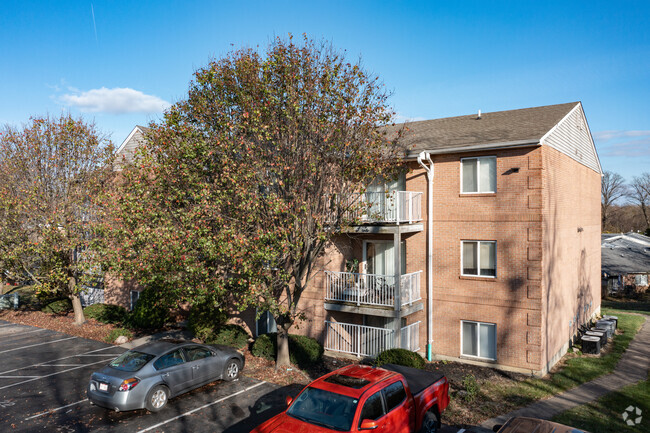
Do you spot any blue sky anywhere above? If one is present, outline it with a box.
[1,1,648,180]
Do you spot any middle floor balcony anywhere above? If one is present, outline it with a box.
[324,270,423,317]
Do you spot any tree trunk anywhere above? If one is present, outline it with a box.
[69,275,86,325]
[275,323,291,370]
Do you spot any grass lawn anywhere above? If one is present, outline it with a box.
[552,374,649,433]
[445,311,646,426]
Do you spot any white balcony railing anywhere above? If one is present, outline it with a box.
[325,321,421,357]
[325,270,422,308]
[341,191,423,224]
[400,321,421,352]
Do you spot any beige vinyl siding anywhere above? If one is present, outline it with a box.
[541,104,601,174]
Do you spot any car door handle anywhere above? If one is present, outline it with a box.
[161,373,169,377]
[192,366,199,369]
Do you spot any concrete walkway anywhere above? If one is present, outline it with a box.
[479,315,650,431]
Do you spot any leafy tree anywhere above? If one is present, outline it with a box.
[0,115,113,324]
[601,170,627,231]
[98,35,402,367]
[629,173,650,232]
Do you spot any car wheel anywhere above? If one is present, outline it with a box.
[146,385,169,412]
[420,409,440,433]
[223,359,241,381]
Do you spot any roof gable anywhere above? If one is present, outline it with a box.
[400,102,579,155]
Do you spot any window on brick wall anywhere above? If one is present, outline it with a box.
[461,320,496,360]
[461,156,496,193]
[461,240,496,277]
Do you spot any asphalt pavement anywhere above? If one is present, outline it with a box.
[0,320,291,433]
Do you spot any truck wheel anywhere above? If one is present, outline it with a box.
[146,385,169,412]
[420,409,440,433]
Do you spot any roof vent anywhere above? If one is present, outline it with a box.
[477,109,481,119]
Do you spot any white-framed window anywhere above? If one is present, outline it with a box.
[130,290,140,311]
[461,320,496,360]
[461,240,496,277]
[461,156,496,193]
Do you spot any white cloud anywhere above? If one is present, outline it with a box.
[61,87,170,114]
[593,130,650,141]
[394,113,427,124]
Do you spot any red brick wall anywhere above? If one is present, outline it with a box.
[541,146,602,369]
[418,148,545,370]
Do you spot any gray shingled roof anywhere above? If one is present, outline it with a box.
[395,102,579,156]
[602,233,650,275]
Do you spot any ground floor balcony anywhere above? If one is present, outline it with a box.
[324,321,421,358]
[325,270,421,307]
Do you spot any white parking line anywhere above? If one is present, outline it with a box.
[0,376,41,379]
[42,364,83,367]
[2,328,49,338]
[0,345,120,375]
[24,398,89,420]
[0,359,108,390]
[0,336,77,354]
[139,382,267,433]
[457,429,466,433]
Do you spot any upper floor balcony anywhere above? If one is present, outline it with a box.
[324,270,422,316]
[345,191,423,225]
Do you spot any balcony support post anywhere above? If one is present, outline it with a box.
[393,226,402,349]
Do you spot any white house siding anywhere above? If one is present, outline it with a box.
[541,104,602,174]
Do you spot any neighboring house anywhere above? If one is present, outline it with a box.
[114,125,151,171]
[601,232,650,295]
[103,125,151,308]
[108,102,602,376]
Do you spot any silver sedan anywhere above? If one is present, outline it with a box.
[87,339,244,412]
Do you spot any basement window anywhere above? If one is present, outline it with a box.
[461,320,496,360]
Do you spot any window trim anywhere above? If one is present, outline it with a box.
[460,156,497,194]
[461,240,497,278]
[460,320,497,361]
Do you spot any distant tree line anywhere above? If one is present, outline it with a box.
[601,170,650,235]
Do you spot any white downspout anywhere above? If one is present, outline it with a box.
[417,151,434,361]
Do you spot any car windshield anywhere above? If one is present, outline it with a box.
[109,351,155,372]
[286,386,358,431]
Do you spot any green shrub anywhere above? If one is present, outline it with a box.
[289,334,324,368]
[105,328,133,343]
[41,298,72,315]
[83,303,128,325]
[462,374,480,403]
[251,333,276,360]
[375,348,425,369]
[126,288,173,329]
[203,324,250,349]
[251,333,324,368]
[188,302,228,342]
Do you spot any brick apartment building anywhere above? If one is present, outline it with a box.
[110,102,602,376]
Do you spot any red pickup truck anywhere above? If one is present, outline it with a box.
[251,363,450,433]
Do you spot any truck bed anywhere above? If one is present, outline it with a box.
[381,363,445,396]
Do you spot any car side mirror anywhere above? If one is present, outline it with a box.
[286,396,293,407]
[492,425,503,432]
[360,419,378,430]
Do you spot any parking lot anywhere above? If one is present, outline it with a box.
[0,320,298,433]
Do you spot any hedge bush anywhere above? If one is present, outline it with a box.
[126,288,173,329]
[375,348,425,369]
[251,333,324,368]
[83,303,128,325]
[204,324,250,349]
[41,298,72,315]
[188,302,228,342]
[105,328,133,343]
